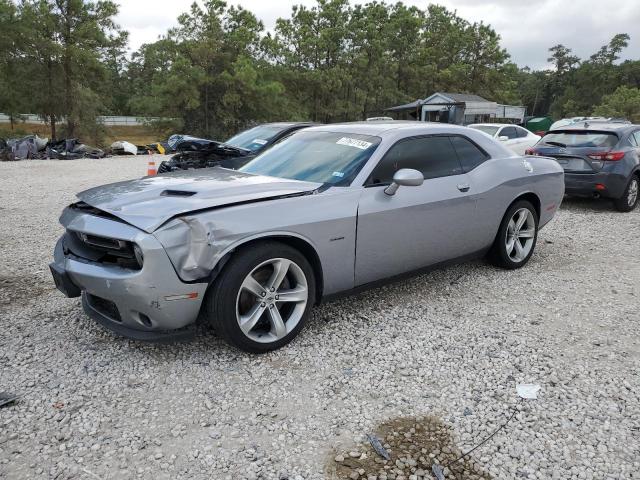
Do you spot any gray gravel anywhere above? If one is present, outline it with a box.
[1,156,639,480]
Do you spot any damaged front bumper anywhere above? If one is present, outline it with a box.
[50,208,208,341]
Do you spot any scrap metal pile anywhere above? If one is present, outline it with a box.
[0,135,105,161]
[0,135,168,161]
[110,140,167,156]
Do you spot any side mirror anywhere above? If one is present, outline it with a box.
[498,135,509,141]
[384,168,424,196]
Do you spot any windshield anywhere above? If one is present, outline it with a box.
[469,125,499,137]
[225,125,284,152]
[239,131,381,185]
[541,131,619,148]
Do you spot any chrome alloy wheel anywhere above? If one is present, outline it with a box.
[235,258,308,343]
[505,208,536,262]
[627,178,638,207]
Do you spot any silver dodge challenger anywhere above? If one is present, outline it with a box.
[50,122,564,352]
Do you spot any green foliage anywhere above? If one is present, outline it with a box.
[1,0,639,140]
[519,34,637,120]
[0,0,125,141]
[594,86,640,122]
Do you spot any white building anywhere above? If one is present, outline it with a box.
[385,92,526,125]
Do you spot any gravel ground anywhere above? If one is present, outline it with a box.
[1,156,639,480]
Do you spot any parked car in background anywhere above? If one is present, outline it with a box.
[158,122,315,173]
[526,122,640,211]
[468,123,540,155]
[548,117,630,131]
[50,122,564,352]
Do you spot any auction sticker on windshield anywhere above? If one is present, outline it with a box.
[336,137,373,150]
[252,139,268,145]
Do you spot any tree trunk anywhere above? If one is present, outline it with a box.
[61,0,74,137]
[532,88,540,116]
[47,57,56,139]
[50,115,57,141]
[204,83,209,136]
[64,55,73,136]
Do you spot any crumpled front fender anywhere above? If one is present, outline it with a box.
[153,217,219,281]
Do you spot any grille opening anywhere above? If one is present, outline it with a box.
[78,232,127,250]
[87,294,122,322]
[65,232,142,270]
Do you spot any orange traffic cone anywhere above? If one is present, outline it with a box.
[147,161,157,176]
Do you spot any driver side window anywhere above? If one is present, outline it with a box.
[368,136,463,185]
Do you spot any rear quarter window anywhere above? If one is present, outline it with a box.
[450,136,490,172]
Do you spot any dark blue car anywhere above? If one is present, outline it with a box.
[526,122,640,212]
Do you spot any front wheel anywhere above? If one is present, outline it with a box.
[614,175,639,212]
[204,242,316,353]
[489,200,539,269]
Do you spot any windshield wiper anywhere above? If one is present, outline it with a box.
[543,141,567,148]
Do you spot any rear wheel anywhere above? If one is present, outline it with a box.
[489,200,538,269]
[614,175,639,212]
[204,242,315,353]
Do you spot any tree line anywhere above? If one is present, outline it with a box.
[1,0,639,144]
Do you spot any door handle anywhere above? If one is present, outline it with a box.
[457,183,470,192]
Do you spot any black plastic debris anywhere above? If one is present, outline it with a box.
[366,434,390,461]
[147,142,167,154]
[136,145,151,155]
[0,138,15,161]
[2,136,107,160]
[0,392,19,408]
[432,464,445,480]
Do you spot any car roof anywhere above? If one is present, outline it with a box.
[469,123,522,128]
[260,122,318,129]
[551,122,637,133]
[307,121,475,137]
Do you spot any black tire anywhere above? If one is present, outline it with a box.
[613,174,639,212]
[204,241,316,353]
[489,200,539,269]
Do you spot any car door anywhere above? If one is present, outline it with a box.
[448,135,502,247]
[513,126,537,154]
[355,135,478,286]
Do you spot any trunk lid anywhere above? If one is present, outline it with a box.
[76,167,321,233]
[533,146,613,173]
[533,129,620,173]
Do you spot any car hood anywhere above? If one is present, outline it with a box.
[76,167,322,233]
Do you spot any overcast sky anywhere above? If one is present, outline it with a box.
[115,0,640,70]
